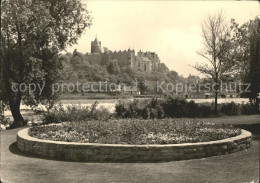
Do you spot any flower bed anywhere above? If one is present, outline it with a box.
[29,119,241,145]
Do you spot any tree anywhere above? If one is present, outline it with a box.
[158,63,169,74]
[1,0,92,127]
[107,59,120,75]
[231,17,260,111]
[194,12,234,115]
[0,0,4,122]
[101,47,111,66]
[167,70,179,83]
[71,49,90,69]
[186,74,200,84]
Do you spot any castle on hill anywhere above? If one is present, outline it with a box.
[85,37,160,72]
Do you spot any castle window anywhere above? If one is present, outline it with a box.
[144,64,146,71]
[138,63,140,67]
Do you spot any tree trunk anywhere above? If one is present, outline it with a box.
[2,71,24,127]
[214,91,218,115]
[256,97,260,113]
[214,72,219,116]
[9,100,24,128]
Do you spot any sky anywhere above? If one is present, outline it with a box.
[67,0,260,77]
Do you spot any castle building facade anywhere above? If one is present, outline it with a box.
[85,37,160,72]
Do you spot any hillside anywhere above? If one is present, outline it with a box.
[58,49,189,94]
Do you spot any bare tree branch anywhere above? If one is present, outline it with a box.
[193,11,234,114]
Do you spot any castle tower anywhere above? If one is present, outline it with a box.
[91,36,102,54]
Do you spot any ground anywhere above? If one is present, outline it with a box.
[0,115,259,183]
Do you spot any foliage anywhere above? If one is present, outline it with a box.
[59,51,188,94]
[167,70,181,83]
[29,119,241,145]
[42,102,111,124]
[115,99,164,119]
[230,17,260,81]
[84,64,109,82]
[0,116,11,126]
[220,102,241,116]
[115,98,258,119]
[164,99,216,118]
[116,98,214,118]
[107,59,120,75]
[231,17,260,111]
[1,0,92,126]
[241,102,259,115]
[158,63,169,74]
[71,50,91,69]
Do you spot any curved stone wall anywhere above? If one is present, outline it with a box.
[17,128,252,162]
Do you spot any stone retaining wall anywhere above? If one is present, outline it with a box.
[17,128,252,162]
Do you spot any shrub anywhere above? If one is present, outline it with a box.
[162,99,189,118]
[115,98,255,119]
[116,98,216,119]
[146,98,165,118]
[115,98,165,119]
[186,100,199,118]
[241,102,259,115]
[197,104,215,117]
[42,102,111,124]
[43,111,62,123]
[0,116,12,126]
[220,102,241,116]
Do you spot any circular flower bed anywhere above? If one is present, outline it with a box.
[29,119,241,145]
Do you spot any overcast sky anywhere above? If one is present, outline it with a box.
[67,0,260,77]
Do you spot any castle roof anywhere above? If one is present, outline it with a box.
[94,35,98,42]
